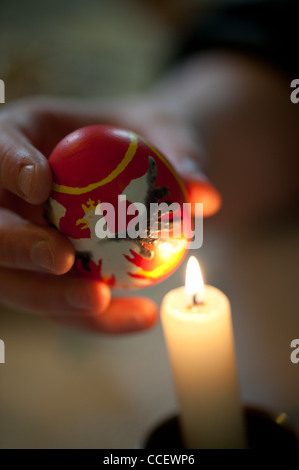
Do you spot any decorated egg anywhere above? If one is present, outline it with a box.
[45,125,189,289]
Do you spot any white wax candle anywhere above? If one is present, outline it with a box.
[161,258,246,449]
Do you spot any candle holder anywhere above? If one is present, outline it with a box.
[142,405,299,449]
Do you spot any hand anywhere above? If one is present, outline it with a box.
[0,95,220,333]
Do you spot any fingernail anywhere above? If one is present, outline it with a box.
[124,312,146,330]
[66,284,93,311]
[31,240,55,272]
[123,309,157,332]
[19,164,35,198]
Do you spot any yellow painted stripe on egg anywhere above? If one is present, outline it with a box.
[52,132,138,195]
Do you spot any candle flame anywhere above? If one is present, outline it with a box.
[185,256,204,304]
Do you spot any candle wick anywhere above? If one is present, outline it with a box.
[188,293,204,309]
[193,293,204,306]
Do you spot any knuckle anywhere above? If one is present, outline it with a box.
[0,144,15,185]
[0,227,16,267]
[0,212,28,269]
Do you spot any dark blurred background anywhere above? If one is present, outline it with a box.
[0,0,299,448]
[0,0,180,100]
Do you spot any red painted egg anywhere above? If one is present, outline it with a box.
[45,125,189,289]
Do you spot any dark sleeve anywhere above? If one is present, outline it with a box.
[177,0,299,77]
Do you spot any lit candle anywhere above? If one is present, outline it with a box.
[161,256,246,449]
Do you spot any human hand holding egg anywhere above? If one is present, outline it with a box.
[0,97,220,333]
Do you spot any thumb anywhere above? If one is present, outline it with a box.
[0,121,52,204]
[181,173,222,218]
[143,121,221,217]
[177,155,221,218]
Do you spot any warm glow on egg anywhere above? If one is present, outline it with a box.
[185,256,205,305]
[159,241,174,256]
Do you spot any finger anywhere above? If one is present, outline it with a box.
[149,130,222,217]
[0,208,75,273]
[53,296,158,334]
[0,122,52,204]
[182,175,222,218]
[0,268,157,333]
[0,269,111,318]
[137,117,222,216]
[174,152,222,217]
[84,297,159,334]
